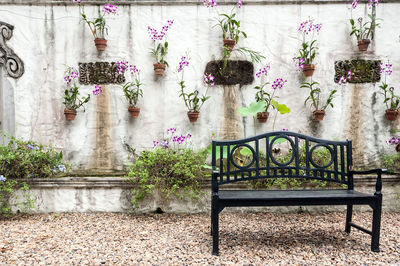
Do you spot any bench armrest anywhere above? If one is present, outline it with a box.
[350,168,387,194]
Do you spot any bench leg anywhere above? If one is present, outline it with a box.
[345,204,353,233]
[211,197,219,256]
[371,195,382,252]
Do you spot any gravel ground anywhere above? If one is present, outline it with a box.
[0,212,399,265]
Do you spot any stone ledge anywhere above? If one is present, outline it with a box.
[23,174,400,189]
[1,0,399,5]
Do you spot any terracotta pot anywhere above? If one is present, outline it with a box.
[303,64,315,77]
[385,109,399,121]
[128,106,140,118]
[357,39,370,52]
[313,110,325,121]
[223,39,236,52]
[187,111,199,122]
[257,111,270,123]
[153,63,166,76]
[64,108,77,121]
[94,38,107,51]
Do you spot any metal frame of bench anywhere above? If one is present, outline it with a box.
[210,131,385,255]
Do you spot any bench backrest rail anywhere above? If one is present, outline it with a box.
[211,131,353,192]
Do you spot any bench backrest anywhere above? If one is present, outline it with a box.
[211,131,353,192]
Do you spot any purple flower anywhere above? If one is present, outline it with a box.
[117,60,129,74]
[93,85,102,95]
[256,65,271,78]
[271,78,287,90]
[148,20,174,42]
[368,0,379,8]
[282,128,288,131]
[177,56,190,72]
[167,128,177,134]
[387,137,400,145]
[237,0,242,8]
[64,67,79,84]
[102,3,118,15]
[379,60,393,76]
[187,133,192,138]
[338,76,347,85]
[71,0,81,3]
[351,0,358,9]
[153,140,159,148]
[293,57,305,71]
[298,19,321,35]
[203,0,218,8]
[203,73,215,87]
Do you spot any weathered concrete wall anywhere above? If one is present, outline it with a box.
[11,175,400,213]
[0,1,399,173]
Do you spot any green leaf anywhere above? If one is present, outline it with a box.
[239,147,252,156]
[237,101,266,117]
[206,144,228,159]
[271,100,290,114]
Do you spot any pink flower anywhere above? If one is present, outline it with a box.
[177,56,190,72]
[351,0,358,9]
[203,0,218,8]
[203,73,215,87]
[102,3,118,15]
[271,78,287,90]
[93,85,102,95]
[256,65,271,78]
[237,0,242,8]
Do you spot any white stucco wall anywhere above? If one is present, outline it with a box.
[0,0,399,173]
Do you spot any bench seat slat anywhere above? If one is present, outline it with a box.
[218,189,374,200]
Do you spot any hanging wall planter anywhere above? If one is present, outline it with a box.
[385,109,399,121]
[128,106,140,118]
[64,108,77,121]
[154,63,166,76]
[257,111,269,123]
[187,111,199,123]
[357,39,371,52]
[313,110,325,121]
[303,64,315,77]
[94,38,107,51]
[223,39,236,51]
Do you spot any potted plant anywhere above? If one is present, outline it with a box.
[77,2,118,51]
[117,60,143,118]
[294,18,321,77]
[378,60,399,121]
[302,81,337,121]
[176,54,212,122]
[349,0,381,52]
[63,66,91,121]
[148,20,174,76]
[214,9,247,52]
[253,65,287,123]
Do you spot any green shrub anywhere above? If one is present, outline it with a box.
[382,152,400,174]
[126,148,207,208]
[0,135,67,216]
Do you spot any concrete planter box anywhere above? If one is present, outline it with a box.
[8,175,400,213]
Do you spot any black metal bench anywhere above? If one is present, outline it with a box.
[211,131,386,255]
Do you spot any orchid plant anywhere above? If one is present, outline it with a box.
[117,61,143,107]
[253,65,287,114]
[153,128,193,151]
[294,18,322,70]
[349,0,381,41]
[63,66,91,111]
[176,54,212,113]
[77,1,118,39]
[148,20,174,66]
[215,9,247,44]
[302,80,340,112]
[378,60,400,111]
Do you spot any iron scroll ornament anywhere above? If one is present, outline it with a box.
[79,62,125,85]
[0,21,24,78]
[334,59,380,84]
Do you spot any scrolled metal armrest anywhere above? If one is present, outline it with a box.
[350,168,387,194]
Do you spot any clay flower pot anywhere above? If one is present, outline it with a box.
[385,109,399,121]
[257,111,270,123]
[94,38,107,51]
[128,106,140,118]
[153,63,166,76]
[303,64,315,77]
[64,108,77,121]
[357,39,371,52]
[313,110,325,121]
[223,39,236,52]
[187,111,199,122]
